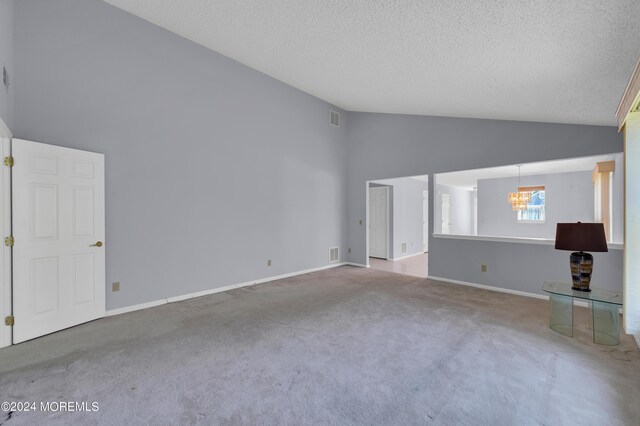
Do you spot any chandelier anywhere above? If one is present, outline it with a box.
[508,165,531,211]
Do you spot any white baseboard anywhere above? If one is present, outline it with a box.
[427,275,547,300]
[106,267,615,320]
[106,299,167,317]
[426,275,591,308]
[391,252,424,261]
[345,262,369,268]
[106,262,347,317]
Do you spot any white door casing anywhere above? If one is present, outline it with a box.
[12,139,105,343]
[441,193,451,234]
[0,122,11,349]
[422,190,429,252]
[369,186,389,259]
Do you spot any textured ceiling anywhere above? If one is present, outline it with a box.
[102,0,640,126]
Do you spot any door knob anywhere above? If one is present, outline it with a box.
[90,241,103,247]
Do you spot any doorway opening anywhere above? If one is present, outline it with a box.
[367,174,429,278]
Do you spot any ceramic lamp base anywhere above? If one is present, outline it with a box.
[570,251,593,292]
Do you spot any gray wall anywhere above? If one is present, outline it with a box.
[477,171,594,239]
[346,112,624,293]
[370,177,429,259]
[434,183,473,235]
[14,0,348,310]
[432,238,623,296]
[12,0,627,305]
[0,0,13,130]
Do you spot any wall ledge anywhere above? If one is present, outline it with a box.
[432,233,623,250]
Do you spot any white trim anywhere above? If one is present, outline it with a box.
[391,251,424,261]
[0,133,11,348]
[432,233,623,250]
[345,262,369,268]
[428,275,549,300]
[105,299,167,317]
[107,262,348,317]
[623,112,640,340]
[427,275,595,309]
[616,55,640,130]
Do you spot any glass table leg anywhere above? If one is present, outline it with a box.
[549,293,573,338]
[592,301,620,345]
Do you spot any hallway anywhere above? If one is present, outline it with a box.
[369,253,428,278]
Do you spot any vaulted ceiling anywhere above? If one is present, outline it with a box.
[102,0,640,126]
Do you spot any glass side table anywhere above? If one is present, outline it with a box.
[542,281,623,346]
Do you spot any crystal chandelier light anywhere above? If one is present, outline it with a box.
[508,165,531,211]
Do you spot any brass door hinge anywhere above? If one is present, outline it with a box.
[4,316,14,326]
[4,156,13,167]
[4,236,13,247]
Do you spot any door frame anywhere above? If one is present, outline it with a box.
[423,190,429,252]
[0,117,12,349]
[366,183,390,261]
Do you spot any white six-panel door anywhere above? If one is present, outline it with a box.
[12,139,105,343]
[369,186,389,259]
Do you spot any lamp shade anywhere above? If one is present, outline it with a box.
[554,222,608,252]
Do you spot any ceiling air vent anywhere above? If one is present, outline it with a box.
[329,247,339,263]
[330,110,340,127]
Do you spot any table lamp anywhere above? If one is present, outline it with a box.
[554,222,608,292]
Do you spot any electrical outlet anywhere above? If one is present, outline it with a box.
[112,282,120,292]
[359,219,363,225]
[481,264,487,272]
[267,259,272,266]
[348,248,351,253]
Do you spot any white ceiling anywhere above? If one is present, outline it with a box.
[102,1,640,126]
[436,153,623,190]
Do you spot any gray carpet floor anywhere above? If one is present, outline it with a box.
[0,266,639,425]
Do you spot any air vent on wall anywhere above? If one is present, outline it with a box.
[330,110,340,127]
[329,247,339,262]
[401,242,407,254]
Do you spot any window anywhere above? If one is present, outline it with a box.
[517,187,545,222]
